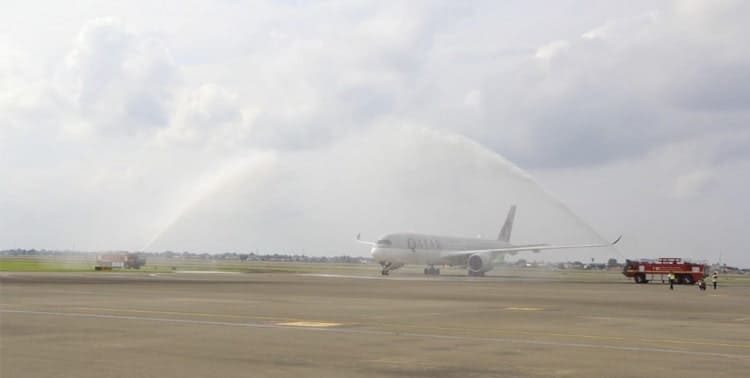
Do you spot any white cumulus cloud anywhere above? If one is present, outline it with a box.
[534,40,570,60]
[60,17,179,135]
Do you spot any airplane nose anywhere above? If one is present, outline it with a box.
[370,248,382,260]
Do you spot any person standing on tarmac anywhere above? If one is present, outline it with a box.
[712,271,718,290]
[668,272,675,290]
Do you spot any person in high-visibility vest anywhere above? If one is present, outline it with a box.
[712,272,718,290]
[668,272,676,290]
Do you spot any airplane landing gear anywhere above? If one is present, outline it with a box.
[381,261,393,276]
[424,265,440,276]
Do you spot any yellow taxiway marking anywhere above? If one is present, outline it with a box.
[505,307,543,311]
[277,321,341,327]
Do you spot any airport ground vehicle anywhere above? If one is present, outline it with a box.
[123,253,146,269]
[95,253,146,270]
[622,258,705,284]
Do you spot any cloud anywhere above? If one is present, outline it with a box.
[470,4,750,169]
[536,139,750,265]
[60,18,179,135]
[157,83,255,147]
[0,35,64,136]
[534,40,570,60]
[463,89,482,111]
[581,11,660,41]
[672,170,714,200]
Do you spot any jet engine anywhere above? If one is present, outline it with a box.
[467,252,494,276]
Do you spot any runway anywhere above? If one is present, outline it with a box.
[1,271,749,377]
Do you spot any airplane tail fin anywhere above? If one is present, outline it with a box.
[498,205,516,242]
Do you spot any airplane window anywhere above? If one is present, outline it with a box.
[376,240,392,247]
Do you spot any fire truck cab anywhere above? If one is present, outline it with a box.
[622,258,705,284]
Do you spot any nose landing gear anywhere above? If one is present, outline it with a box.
[381,261,393,276]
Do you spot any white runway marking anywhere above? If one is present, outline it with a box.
[277,321,341,327]
[3,309,748,360]
[176,271,241,274]
[298,273,500,282]
[298,273,384,280]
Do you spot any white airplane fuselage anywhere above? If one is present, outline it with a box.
[371,233,510,266]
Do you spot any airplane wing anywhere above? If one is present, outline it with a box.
[355,233,376,246]
[442,235,621,258]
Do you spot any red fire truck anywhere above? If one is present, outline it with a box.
[622,258,706,284]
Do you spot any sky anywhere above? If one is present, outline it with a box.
[2,1,749,266]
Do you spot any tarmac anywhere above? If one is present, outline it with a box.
[1,270,749,377]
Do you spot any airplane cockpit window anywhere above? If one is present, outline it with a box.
[376,239,392,247]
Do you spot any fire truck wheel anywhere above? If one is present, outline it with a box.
[681,275,693,285]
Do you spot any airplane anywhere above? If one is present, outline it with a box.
[357,205,621,276]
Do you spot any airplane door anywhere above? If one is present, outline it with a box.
[407,238,416,251]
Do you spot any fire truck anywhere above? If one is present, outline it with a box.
[622,258,706,284]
